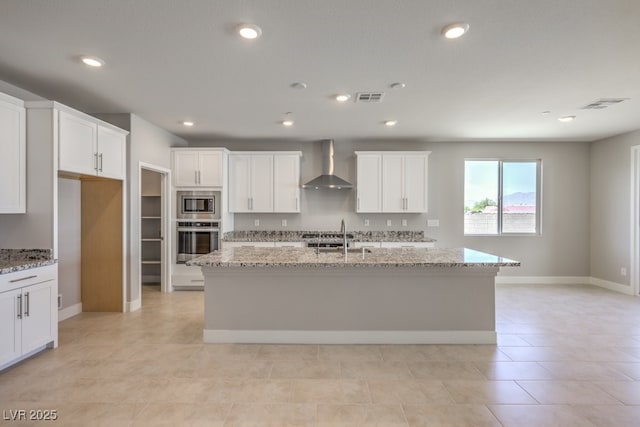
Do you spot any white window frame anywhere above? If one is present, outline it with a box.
[464,159,542,236]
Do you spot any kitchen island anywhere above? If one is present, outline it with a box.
[188,247,519,344]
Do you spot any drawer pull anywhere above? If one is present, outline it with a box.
[24,292,30,317]
[9,275,37,283]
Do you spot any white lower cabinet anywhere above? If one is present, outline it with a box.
[0,264,57,369]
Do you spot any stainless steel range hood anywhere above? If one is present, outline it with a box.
[302,139,353,189]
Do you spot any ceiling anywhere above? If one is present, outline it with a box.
[1,0,639,142]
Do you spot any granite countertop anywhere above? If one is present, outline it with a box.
[188,247,519,268]
[223,230,436,243]
[0,249,56,275]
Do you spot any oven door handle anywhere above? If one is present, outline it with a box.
[177,227,219,232]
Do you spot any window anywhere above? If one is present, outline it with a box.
[464,160,541,235]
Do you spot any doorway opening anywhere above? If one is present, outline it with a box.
[631,145,640,296]
[139,163,171,303]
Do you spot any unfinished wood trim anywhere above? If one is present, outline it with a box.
[81,179,123,312]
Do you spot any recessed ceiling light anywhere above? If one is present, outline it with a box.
[541,110,551,115]
[282,119,294,127]
[290,82,307,89]
[182,121,194,127]
[335,94,351,102]
[81,56,105,67]
[558,115,576,122]
[390,82,406,89]
[384,120,398,127]
[442,22,470,39]
[237,24,262,40]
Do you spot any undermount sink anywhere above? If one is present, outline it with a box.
[316,247,372,254]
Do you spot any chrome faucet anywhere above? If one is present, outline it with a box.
[340,219,347,255]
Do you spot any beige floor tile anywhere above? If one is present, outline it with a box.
[593,381,640,405]
[288,379,371,404]
[368,380,454,404]
[499,346,639,362]
[341,361,414,380]
[129,402,228,427]
[443,380,537,404]
[270,360,340,379]
[193,359,273,379]
[223,403,316,426]
[474,361,555,380]
[576,405,640,427]
[516,380,623,404]
[256,344,319,360]
[607,362,640,380]
[436,345,512,361]
[378,345,443,361]
[317,404,407,426]
[199,343,260,360]
[488,404,595,427]
[318,344,383,361]
[407,361,485,380]
[496,334,531,346]
[538,361,635,380]
[403,404,502,427]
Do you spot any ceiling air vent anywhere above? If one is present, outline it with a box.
[355,92,385,103]
[581,98,629,110]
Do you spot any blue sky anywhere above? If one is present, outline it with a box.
[464,161,537,207]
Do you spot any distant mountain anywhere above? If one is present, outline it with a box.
[503,192,536,205]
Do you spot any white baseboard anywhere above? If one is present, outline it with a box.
[203,329,496,345]
[127,298,141,312]
[589,277,635,295]
[58,302,82,321]
[496,276,591,285]
[496,275,635,295]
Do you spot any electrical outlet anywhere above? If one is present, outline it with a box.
[402,219,408,227]
[364,219,370,227]
[621,267,627,276]
[427,219,440,227]
[254,219,260,227]
[386,219,392,227]
[281,219,287,227]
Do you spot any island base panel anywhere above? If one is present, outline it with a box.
[202,267,498,344]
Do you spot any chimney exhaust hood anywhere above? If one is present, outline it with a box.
[302,139,353,189]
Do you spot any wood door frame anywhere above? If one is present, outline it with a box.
[630,145,640,296]
[138,162,172,296]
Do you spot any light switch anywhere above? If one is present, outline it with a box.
[281,219,287,227]
[254,219,260,226]
[387,219,392,227]
[401,219,408,227]
[364,219,370,227]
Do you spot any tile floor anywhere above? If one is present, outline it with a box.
[1,283,640,426]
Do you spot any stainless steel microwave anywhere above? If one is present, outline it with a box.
[177,191,221,220]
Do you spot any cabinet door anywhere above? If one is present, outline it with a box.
[0,289,21,366]
[173,151,199,187]
[198,151,223,187]
[97,125,126,180]
[59,110,98,176]
[356,154,382,212]
[273,154,300,213]
[229,154,251,212]
[20,281,54,355]
[404,155,428,212]
[250,155,274,213]
[381,154,405,212]
[0,98,25,213]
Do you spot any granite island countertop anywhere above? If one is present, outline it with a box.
[0,249,57,275]
[223,230,436,243]
[188,246,519,268]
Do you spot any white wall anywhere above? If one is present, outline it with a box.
[57,178,81,309]
[590,129,640,287]
[201,138,591,277]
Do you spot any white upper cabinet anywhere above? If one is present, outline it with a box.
[58,109,127,180]
[229,152,301,213]
[356,153,382,213]
[173,149,224,187]
[0,93,26,213]
[355,151,430,213]
[273,154,301,213]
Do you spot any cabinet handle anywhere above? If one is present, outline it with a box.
[99,153,103,172]
[24,292,30,317]
[17,294,22,319]
[296,197,298,211]
[198,170,201,184]
[94,153,99,171]
[9,275,37,283]
[195,170,199,184]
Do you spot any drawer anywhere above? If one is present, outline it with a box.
[0,264,57,293]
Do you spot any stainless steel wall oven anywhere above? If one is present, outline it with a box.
[176,220,220,264]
